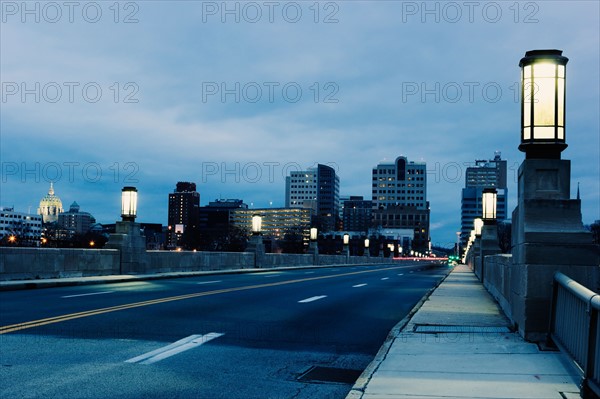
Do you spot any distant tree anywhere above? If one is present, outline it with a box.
[279,228,305,254]
[497,220,512,254]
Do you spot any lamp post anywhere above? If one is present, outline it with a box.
[247,214,264,268]
[364,238,370,257]
[309,227,318,263]
[343,233,350,261]
[519,49,568,160]
[508,49,599,341]
[479,187,500,282]
[105,186,147,273]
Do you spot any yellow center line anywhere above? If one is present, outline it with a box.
[0,265,413,335]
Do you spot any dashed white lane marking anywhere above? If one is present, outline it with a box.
[304,271,315,274]
[398,273,404,276]
[352,284,367,288]
[298,295,327,303]
[381,277,389,281]
[409,271,414,274]
[125,333,224,365]
[61,291,113,299]
[196,280,222,285]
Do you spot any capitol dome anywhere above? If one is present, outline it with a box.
[38,183,64,223]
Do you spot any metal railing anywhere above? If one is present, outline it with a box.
[550,272,600,398]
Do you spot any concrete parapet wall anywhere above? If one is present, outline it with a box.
[146,251,255,273]
[263,253,313,267]
[483,254,513,323]
[0,247,410,281]
[0,247,120,280]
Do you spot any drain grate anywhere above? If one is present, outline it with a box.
[414,325,511,333]
[297,366,363,384]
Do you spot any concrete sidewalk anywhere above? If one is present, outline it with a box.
[347,264,582,399]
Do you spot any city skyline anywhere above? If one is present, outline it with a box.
[1,1,599,248]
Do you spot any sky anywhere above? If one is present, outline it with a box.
[1,0,599,248]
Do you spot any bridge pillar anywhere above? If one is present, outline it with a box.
[511,159,599,341]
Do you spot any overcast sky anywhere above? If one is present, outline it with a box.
[1,1,598,247]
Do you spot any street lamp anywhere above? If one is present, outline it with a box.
[474,218,483,236]
[121,186,138,222]
[482,188,497,224]
[251,215,262,235]
[310,227,318,241]
[519,49,569,159]
[343,234,349,245]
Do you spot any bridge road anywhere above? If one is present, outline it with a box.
[0,263,447,399]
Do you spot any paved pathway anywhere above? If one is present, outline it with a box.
[347,264,582,399]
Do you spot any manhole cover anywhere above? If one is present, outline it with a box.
[297,366,362,384]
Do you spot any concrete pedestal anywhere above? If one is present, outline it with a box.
[308,241,318,265]
[511,159,600,341]
[105,221,147,274]
[246,235,265,268]
[480,225,500,283]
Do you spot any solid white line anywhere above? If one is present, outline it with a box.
[196,280,222,285]
[381,277,389,281]
[352,284,367,288]
[125,333,224,365]
[298,295,327,303]
[61,291,113,299]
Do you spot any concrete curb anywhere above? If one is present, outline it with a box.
[345,265,454,399]
[0,261,443,291]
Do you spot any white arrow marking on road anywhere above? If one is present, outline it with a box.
[298,295,327,303]
[125,333,224,365]
[61,291,114,299]
[381,277,389,281]
[196,280,222,285]
[352,284,367,288]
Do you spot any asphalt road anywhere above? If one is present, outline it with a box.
[0,263,448,399]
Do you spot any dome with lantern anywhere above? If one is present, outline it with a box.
[38,183,64,223]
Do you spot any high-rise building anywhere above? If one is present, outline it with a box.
[460,152,508,246]
[285,164,340,231]
[342,196,372,232]
[371,156,430,251]
[372,156,427,209]
[38,183,63,224]
[167,182,200,248]
[198,199,248,235]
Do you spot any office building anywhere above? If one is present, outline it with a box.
[0,207,43,245]
[57,201,96,235]
[371,156,430,251]
[167,182,200,248]
[460,152,508,246]
[342,196,372,232]
[285,164,340,231]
